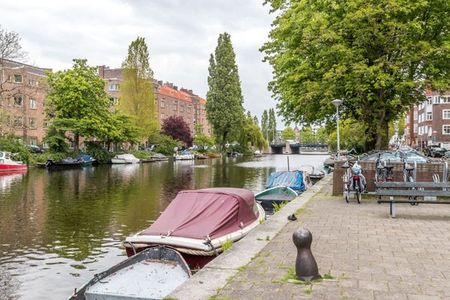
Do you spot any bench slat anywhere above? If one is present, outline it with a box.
[375,182,450,188]
[376,190,450,197]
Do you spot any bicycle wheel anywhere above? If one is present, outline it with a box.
[356,189,361,204]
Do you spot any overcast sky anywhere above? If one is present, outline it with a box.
[0,0,286,127]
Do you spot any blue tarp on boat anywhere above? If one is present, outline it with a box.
[266,170,305,191]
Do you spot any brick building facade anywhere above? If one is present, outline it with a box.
[0,59,49,145]
[98,66,211,136]
[405,90,450,149]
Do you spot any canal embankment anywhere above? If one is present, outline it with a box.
[169,174,332,299]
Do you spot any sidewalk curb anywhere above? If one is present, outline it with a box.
[169,174,332,300]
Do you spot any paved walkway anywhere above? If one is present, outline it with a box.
[215,183,450,299]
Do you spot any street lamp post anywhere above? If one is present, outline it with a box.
[331,99,343,160]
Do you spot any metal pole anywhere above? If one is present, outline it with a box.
[336,106,340,160]
[287,156,290,171]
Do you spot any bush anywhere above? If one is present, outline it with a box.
[85,142,114,164]
[29,151,68,165]
[0,136,31,164]
[148,132,182,156]
[130,150,153,159]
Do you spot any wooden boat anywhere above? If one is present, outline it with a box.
[124,188,265,269]
[0,151,27,172]
[111,154,140,164]
[45,158,83,170]
[70,246,191,300]
[195,153,208,160]
[255,186,298,211]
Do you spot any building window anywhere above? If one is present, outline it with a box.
[29,137,38,146]
[14,74,22,83]
[440,96,450,103]
[443,110,450,120]
[180,104,184,112]
[109,97,119,105]
[108,84,120,91]
[426,112,432,120]
[30,99,37,109]
[13,116,23,127]
[173,102,178,111]
[161,113,165,120]
[160,101,165,108]
[443,125,450,135]
[29,117,37,129]
[14,95,23,106]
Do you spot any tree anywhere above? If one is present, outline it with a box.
[46,59,112,151]
[119,37,158,140]
[316,127,328,144]
[238,114,268,151]
[261,110,268,140]
[262,0,450,150]
[253,115,259,126]
[268,108,277,142]
[206,32,245,150]
[193,133,215,152]
[281,127,296,141]
[300,127,315,144]
[161,116,192,147]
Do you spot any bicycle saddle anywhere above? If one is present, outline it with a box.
[384,165,394,170]
[342,161,350,169]
[404,164,414,171]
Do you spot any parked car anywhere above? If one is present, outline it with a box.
[429,147,447,158]
[28,145,44,153]
[444,151,450,159]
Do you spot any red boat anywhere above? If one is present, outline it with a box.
[0,151,27,172]
[124,188,265,269]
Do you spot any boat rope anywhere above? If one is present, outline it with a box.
[204,235,219,256]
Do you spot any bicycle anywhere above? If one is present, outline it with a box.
[342,161,363,204]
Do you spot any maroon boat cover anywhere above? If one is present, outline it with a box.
[139,188,259,240]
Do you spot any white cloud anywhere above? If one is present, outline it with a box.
[0,0,286,128]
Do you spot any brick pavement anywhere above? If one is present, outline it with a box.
[216,183,450,299]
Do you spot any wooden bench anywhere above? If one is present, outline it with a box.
[375,182,450,217]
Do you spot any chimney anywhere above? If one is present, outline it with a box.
[98,65,105,78]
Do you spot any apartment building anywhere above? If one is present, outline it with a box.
[98,66,211,136]
[0,59,49,145]
[405,90,450,149]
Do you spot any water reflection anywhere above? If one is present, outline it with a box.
[0,155,327,299]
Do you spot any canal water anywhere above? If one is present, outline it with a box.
[0,154,327,299]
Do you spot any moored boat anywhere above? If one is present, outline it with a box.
[111,153,140,164]
[150,153,169,161]
[70,246,191,300]
[124,188,265,269]
[0,151,27,172]
[298,165,325,184]
[255,170,306,211]
[174,150,195,160]
[76,154,96,166]
[255,186,298,211]
[46,158,83,170]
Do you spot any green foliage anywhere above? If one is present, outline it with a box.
[221,239,233,252]
[44,124,69,153]
[328,119,366,153]
[85,142,114,164]
[130,150,152,160]
[148,132,181,155]
[272,201,288,213]
[300,127,315,144]
[315,127,328,144]
[46,59,114,150]
[238,114,268,151]
[206,32,246,150]
[261,110,269,141]
[0,136,30,163]
[119,37,158,140]
[268,108,277,142]
[29,151,68,165]
[262,0,450,150]
[193,133,215,152]
[281,127,296,141]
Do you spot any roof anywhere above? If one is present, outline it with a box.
[158,85,192,103]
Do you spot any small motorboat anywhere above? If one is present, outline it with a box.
[45,158,83,170]
[253,150,263,157]
[174,150,195,160]
[70,246,191,300]
[255,170,306,211]
[111,154,140,164]
[255,186,298,211]
[0,151,27,172]
[298,165,325,184]
[76,154,96,166]
[124,188,265,269]
[195,153,208,160]
[150,153,169,161]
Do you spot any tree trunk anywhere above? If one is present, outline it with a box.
[74,133,79,151]
[364,110,390,151]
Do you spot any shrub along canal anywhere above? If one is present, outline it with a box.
[0,154,327,299]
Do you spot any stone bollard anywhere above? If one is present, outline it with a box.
[293,228,321,281]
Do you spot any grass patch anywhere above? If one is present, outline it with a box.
[220,239,233,252]
[272,201,288,212]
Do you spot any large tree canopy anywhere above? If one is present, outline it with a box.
[262,0,450,150]
[206,32,245,150]
[119,37,158,140]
